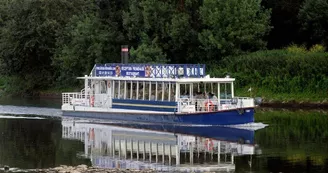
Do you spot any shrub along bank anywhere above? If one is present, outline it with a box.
[209,47,328,103]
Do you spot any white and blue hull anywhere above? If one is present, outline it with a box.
[62,106,254,126]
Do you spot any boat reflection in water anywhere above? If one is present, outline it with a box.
[62,118,264,172]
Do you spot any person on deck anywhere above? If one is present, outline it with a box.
[209,92,218,111]
[194,91,201,111]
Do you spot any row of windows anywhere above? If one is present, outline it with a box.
[97,80,234,101]
[112,81,176,101]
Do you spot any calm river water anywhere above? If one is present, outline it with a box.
[0,98,328,173]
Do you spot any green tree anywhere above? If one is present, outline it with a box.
[129,34,167,63]
[123,0,174,63]
[261,0,304,48]
[199,0,271,60]
[123,0,206,64]
[53,13,124,86]
[167,0,204,63]
[298,0,328,46]
[0,0,92,92]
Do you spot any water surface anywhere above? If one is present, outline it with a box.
[0,98,327,173]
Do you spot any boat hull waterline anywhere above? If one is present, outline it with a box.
[62,108,254,126]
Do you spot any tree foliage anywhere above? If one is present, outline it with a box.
[0,0,327,98]
[261,0,305,48]
[298,0,328,46]
[53,14,124,86]
[0,0,93,92]
[199,0,271,59]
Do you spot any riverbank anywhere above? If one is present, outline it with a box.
[260,100,328,109]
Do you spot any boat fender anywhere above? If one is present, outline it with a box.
[205,139,214,151]
[205,100,214,112]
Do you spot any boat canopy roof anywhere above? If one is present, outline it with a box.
[77,76,235,83]
[89,63,206,78]
[82,63,235,83]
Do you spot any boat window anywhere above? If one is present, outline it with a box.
[126,81,132,99]
[150,82,156,100]
[220,83,232,99]
[144,81,150,100]
[113,80,119,98]
[163,82,169,101]
[119,81,124,99]
[138,82,144,100]
[180,84,190,98]
[193,83,200,93]
[100,81,107,94]
[159,82,164,101]
[131,81,137,99]
[209,83,219,100]
[170,83,176,101]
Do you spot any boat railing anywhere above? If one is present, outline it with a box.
[177,97,254,113]
[233,97,255,108]
[62,92,112,108]
[62,92,85,104]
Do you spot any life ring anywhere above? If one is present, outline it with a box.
[107,80,111,88]
[90,96,95,107]
[205,100,214,112]
[205,138,214,151]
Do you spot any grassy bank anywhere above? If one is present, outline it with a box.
[209,47,328,105]
[235,87,328,103]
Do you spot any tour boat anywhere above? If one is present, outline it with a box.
[61,63,256,125]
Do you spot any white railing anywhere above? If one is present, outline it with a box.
[177,97,255,113]
[62,92,86,105]
[62,92,254,113]
[234,97,255,108]
[62,92,111,108]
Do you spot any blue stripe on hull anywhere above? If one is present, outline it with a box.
[63,108,254,125]
[112,99,177,106]
[111,105,175,112]
[111,99,177,112]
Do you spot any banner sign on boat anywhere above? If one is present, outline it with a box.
[95,65,146,77]
[94,64,205,78]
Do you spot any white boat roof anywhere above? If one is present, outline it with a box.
[77,76,235,83]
